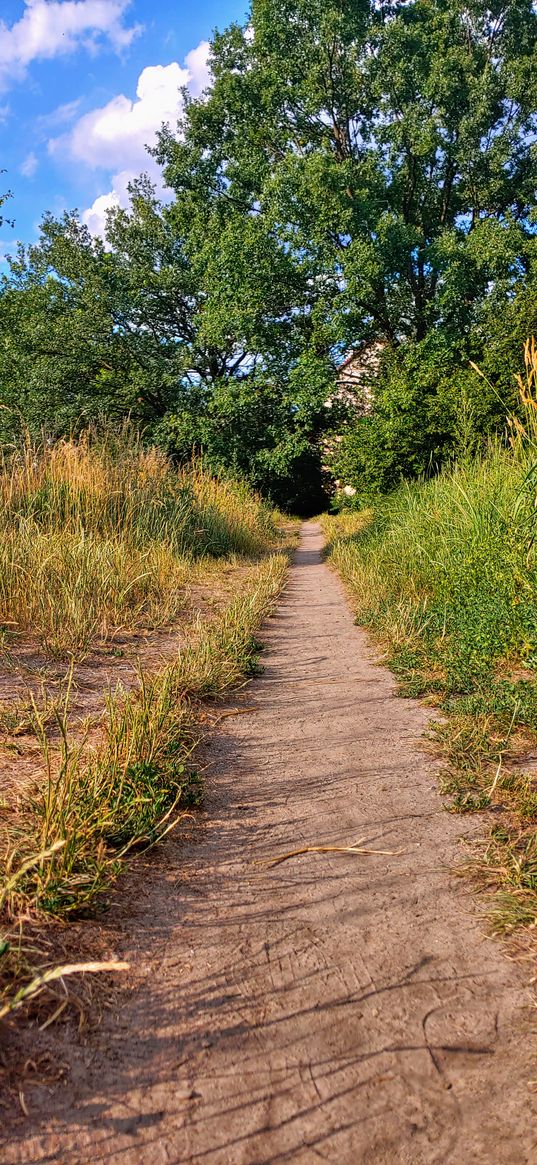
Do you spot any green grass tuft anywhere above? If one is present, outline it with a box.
[323,442,537,936]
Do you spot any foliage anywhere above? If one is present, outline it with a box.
[160,0,537,347]
[0,191,234,433]
[328,332,524,501]
[2,2,536,505]
[0,188,337,508]
[157,369,333,512]
[330,241,537,501]
[158,0,537,499]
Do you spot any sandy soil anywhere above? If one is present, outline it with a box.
[0,563,248,805]
[2,522,536,1164]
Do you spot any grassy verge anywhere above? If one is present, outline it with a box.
[0,429,292,1021]
[322,387,537,937]
[0,551,288,1017]
[0,427,278,660]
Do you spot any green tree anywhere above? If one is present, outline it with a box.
[0,181,258,434]
[0,177,339,508]
[3,1,537,504]
[160,0,537,351]
[152,0,537,499]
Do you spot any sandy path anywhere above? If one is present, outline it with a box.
[4,522,536,1164]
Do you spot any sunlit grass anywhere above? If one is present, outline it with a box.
[1,553,287,919]
[0,428,289,1019]
[323,341,537,936]
[0,426,278,659]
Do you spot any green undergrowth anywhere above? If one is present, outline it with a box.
[322,447,537,937]
[0,551,289,1017]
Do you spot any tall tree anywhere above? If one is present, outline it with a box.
[159,0,537,349]
[0,179,301,433]
[0,177,339,509]
[2,1,536,504]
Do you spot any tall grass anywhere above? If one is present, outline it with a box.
[0,551,289,1015]
[323,341,537,935]
[0,428,277,658]
[325,453,533,694]
[0,428,289,1017]
[2,553,288,921]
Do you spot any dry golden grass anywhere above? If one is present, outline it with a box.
[0,427,279,660]
[0,552,288,1017]
[0,430,290,1020]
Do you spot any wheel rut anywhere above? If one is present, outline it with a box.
[4,522,536,1164]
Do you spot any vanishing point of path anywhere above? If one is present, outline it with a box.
[4,523,536,1164]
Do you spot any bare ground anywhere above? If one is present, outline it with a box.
[2,521,536,1164]
[0,558,250,805]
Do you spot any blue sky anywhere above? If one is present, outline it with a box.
[0,0,248,260]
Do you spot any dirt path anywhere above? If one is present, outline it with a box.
[4,522,536,1164]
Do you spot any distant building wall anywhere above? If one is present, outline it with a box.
[335,341,386,413]
[323,342,386,501]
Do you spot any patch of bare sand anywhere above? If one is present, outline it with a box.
[1,523,536,1164]
[0,560,251,805]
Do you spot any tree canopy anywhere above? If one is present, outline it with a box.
[1,0,537,506]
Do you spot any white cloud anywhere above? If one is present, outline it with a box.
[52,43,212,237]
[184,41,211,97]
[36,97,82,130]
[81,166,140,235]
[0,240,19,267]
[20,151,38,177]
[0,0,141,90]
[54,60,190,172]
